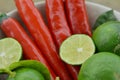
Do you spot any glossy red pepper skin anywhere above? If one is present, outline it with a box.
[46,0,71,48]
[46,0,78,80]
[15,0,72,80]
[65,0,92,36]
[0,15,56,80]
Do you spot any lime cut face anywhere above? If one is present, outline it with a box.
[0,38,22,69]
[60,34,95,65]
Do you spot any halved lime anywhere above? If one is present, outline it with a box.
[78,52,120,80]
[60,34,95,65]
[0,38,22,69]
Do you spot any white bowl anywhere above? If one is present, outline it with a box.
[0,1,119,38]
[0,1,120,79]
[0,1,120,38]
[7,1,120,27]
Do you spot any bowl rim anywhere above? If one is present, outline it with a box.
[7,1,45,16]
[86,1,120,15]
[7,1,120,16]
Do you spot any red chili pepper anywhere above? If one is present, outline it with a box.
[46,0,71,48]
[46,0,78,80]
[14,0,72,80]
[65,0,92,36]
[0,14,56,80]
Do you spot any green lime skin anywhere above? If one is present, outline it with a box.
[8,60,50,80]
[7,68,45,80]
[78,52,120,80]
[93,21,120,56]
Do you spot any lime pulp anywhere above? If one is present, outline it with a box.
[60,34,95,65]
[0,38,22,69]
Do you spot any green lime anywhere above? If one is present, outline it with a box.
[0,38,22,69]
[93,21,120,56]
[60,34,95,65]
[78,52,120,80]
[7,68,45,80]
[8,60,50,80]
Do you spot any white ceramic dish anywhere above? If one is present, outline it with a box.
[0,1,120,79]
[0,1,120,39]
[7,1,120,27]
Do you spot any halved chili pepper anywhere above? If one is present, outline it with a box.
[0,13,56,80]
[65,0,92,36]
[14,0,72,80]
[46,0,78,79]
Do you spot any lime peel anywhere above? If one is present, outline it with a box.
[92,21,120,56]
[8,60,51,80]
[78,52,120,80]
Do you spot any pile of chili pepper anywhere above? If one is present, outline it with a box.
[0,0,92,80]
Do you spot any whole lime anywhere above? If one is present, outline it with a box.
[7,60,50,80]
[78,52,120,80]
[7,68,45,80]
[93,21,120,56]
